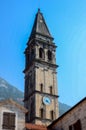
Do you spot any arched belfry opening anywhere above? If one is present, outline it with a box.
[39,48,44,59]
[48,50,52,61]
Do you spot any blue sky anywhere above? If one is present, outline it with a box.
[0,0,86,106]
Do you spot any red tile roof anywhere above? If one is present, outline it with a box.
[25,123,48,130]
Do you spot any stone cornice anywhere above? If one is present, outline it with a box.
[35,59,59,68]
[35,37,57,48]
[23,59,58,73]
[24,90,59,101]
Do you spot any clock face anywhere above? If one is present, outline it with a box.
[43,96,51,105]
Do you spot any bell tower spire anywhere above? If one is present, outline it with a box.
[29,9,53,42]
[24,10,59,126]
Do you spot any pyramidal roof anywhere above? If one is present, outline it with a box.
[30,9,52,39]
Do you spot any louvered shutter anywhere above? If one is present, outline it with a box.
[3,112,15,130]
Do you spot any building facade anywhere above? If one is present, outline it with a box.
[0,99,27,130]
[24,9,59,126]
[48,97,86,130]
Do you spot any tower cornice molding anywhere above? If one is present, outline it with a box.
[26,37,57,48]
[35,59,59,68]
[24,90,59,102]
[23,58,58,73]
[35,38,57,48]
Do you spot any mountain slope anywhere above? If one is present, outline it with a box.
[0,77,24,104]
[0,77,71,115]
[59,102,71,116]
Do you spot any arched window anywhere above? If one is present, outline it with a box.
[48,50,52,61]
[50,86,53,94]
[39,48,44,59]
[31,47,35,60]
[50,110,54,120]
[40,83,43,92]
[40,108,44,119]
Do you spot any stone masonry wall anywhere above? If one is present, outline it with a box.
[0,104,26,130]
[51,99,86,130]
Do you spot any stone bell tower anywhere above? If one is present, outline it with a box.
[24,9,59,126]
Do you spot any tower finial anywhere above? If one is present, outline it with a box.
[38,8,40,12]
